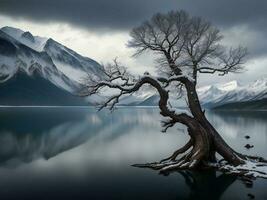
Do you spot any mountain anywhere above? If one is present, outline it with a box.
[119,88,159,106]
[198,78,267,108]
[213,98,267,110]
[0,26,104,91]
[119,78,267,109]
[0,26,104,105]
[0,26,266,108]
[0,70,86,106]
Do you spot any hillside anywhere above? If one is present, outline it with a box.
[213,98,267,110]
[0,70,87,106]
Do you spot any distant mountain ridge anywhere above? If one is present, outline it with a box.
[198,78,267,108]
[0,26,266,108]
[119,77,267,109]
[213,98,267,110]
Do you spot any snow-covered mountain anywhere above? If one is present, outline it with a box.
[0,26,266,108]
[119,78,267,108]
[198,78,267,108]
[0,26,104,93]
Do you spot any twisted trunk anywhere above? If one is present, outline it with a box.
[184,80,244,166]
[133,78,267,178]
[167,59,243,165]
[131,76,247,173]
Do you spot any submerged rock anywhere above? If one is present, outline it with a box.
[244,144,254,149]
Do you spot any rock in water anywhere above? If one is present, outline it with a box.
[244,144,254,149]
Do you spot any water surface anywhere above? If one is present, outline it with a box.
[0,107,266,200]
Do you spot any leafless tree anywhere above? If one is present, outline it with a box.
[82,10,267,178]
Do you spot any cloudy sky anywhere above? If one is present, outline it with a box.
[0,0,266,86]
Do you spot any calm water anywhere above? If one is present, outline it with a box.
[0,107,266,200]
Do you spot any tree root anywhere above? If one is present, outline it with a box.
[133,143,210,174]
[132,119,267,180]
[133,151,267,179]
[159,139,193,163]
[236,153,267,163]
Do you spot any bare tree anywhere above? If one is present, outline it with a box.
[82,10,267,178]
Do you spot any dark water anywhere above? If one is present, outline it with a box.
[0,107,266,200]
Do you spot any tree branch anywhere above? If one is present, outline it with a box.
[81,61,194,128]
[197,46,247,76]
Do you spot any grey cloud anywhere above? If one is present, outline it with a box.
[0,0,266,31]
[0,0,174,30]
[1,0,267,58]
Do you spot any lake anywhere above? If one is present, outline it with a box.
[0,107,266,200]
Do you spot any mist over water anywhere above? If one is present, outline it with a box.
[0,107,266,200]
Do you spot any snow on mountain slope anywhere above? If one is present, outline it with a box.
[0,29,79,92]
[119,87,157,105]
[0,26,104,93]
[121,77,267,108]
[218,80,239,91]
[1,26,47,52]
[199,77,267,108]
[43,38,103,83]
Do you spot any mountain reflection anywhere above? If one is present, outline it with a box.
[0,108,266,167]
[0,107,183,166]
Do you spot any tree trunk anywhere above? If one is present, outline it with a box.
[133,79,245,171]
[133,79,267,179]
[184,80,244,166]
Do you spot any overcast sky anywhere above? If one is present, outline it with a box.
[0,0,266,86]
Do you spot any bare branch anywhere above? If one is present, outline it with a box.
[81,60,193,129]
[198,46,248,76]
[127,10,247,83]
[161,118,176,133]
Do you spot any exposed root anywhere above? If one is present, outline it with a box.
[133,125,214,174]
[133,144,210,174]
[132,161,177,170]
[133,116,267,180]
[133,152,267,179]
[236,153,267,163]
[159,139,192,163]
